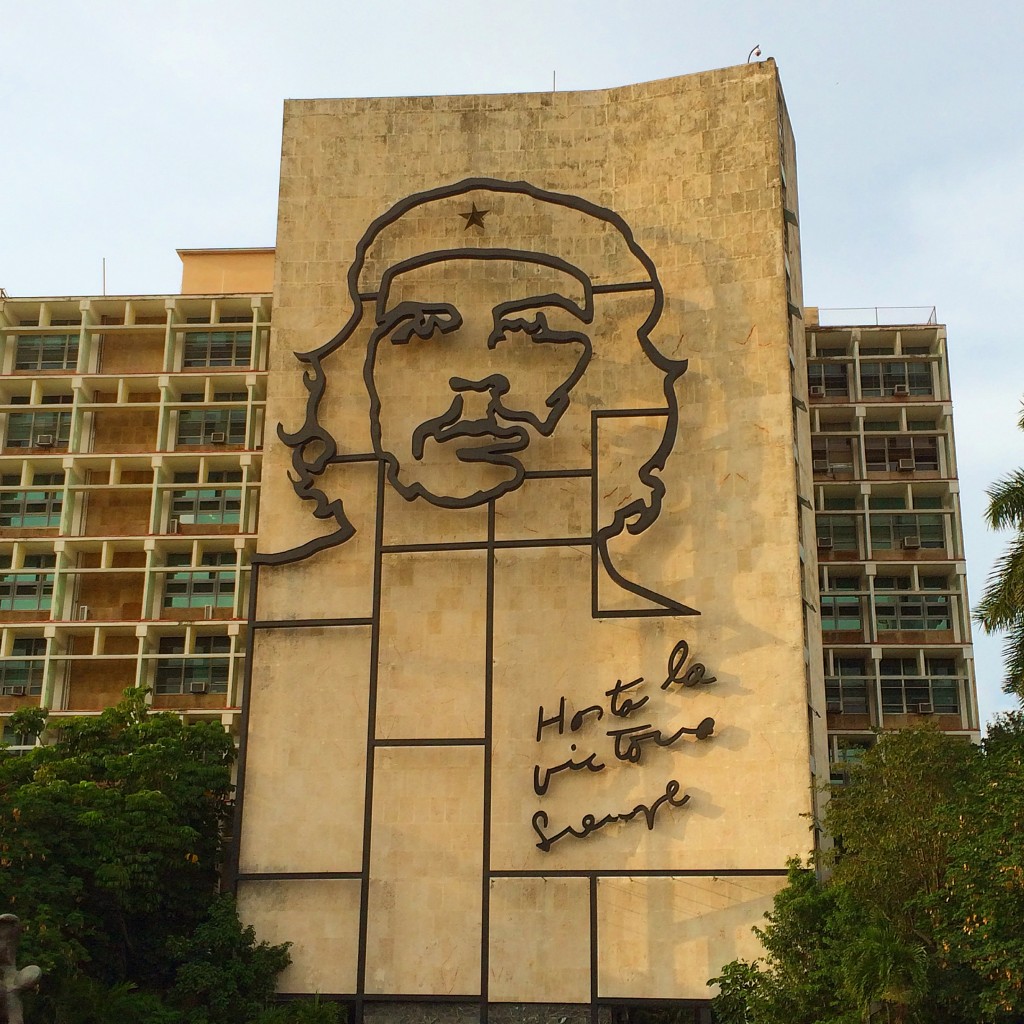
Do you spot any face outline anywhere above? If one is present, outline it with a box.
[279,179,692,614]
[364,251,596,508]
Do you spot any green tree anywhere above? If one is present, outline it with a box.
[1,689,294,1023]
[255,999,344,1024]
[824,726,976,944]
[1,689,236,986]
[825,727,984,1022]
[932,712,1024,1021]
[712,727,984,1024]
[842,922,927,1023]
[709,862,860,1024]
[974,406,1024,698]
[168,894,291,1024]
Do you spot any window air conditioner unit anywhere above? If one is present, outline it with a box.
[892,384,910,396]
[1,686,26,697]
[915,702,934,715]
[901,536,922,550]
[208,432,227,444]
[817,538,834,550]
[809,385,826,398]
[897,459,915,471]
[825,700,843,713]
[189,682,208,694]
[812,459,831,472]
[34,434,54,447]
[77,605,91,620]
[169,518,181,534]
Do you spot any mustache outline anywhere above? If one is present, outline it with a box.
[411,394,530,461]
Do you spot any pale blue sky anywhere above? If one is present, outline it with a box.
[2,0,1022,726]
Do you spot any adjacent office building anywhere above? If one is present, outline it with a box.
[0,253,272,745]
[806,308,980,778]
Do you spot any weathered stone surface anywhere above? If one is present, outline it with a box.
[236,59,825,1006]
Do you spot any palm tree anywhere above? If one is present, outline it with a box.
[975,407,1024,698]
[843,922,928,1023]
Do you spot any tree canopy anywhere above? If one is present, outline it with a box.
[0,690,339,1024]
[975,404,1024,697]
[711,722,1024,1024]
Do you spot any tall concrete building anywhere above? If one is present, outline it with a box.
[0,252,272,748]
[0,59,978,1019]
[806,308,979,777]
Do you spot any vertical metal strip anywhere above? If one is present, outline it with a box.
[480,499,496,1022]
[226,558,261,892]
[590,412,599,619]
[590,873,599,1024]
[355,462,386,1024]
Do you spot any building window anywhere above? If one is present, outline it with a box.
[859,360,933,398]
[821,593,862,631]
[811,436,855,472]
[154,635,231,695]
[869,512,944,551]
[1,719,36,752]
[5,411,72,450]
[0,472,64,527]
[829,735,874,784]
[816,513,859,551]
[0,554,56,612]
[925,658,961,713]
[176,408,246,447]
[880,656,960,714]
[0,637,46,696]
[875,592,951,631]
[163,552,236,610]
[808,362,850,397]
[14,333,79,371]
[874,574,912,590]
[171,469,242,526]
[827,573,862,590]
[864,435,938,472]
[825,657,869,714]
[182,331,252,368]
[823,495,857,511]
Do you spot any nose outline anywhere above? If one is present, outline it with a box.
[448,373,511,399]
[443,299,513,403]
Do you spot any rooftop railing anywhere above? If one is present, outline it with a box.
[815,306,937,327]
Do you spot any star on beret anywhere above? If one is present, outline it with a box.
[460,203,490,231]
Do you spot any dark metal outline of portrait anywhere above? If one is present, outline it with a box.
[270,177,698,617]
[367,248,594,509]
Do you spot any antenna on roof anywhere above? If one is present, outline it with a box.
[552,70,556,92]
[102,257,106,296]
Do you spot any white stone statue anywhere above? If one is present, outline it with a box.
[0,915,41,1024]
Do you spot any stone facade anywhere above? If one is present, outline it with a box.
[235,60,827,1013]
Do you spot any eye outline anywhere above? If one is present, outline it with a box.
[489,294,592,350]
[482,294,594,435]
[376,301,463,346]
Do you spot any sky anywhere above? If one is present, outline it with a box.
[2,0,1022,728]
